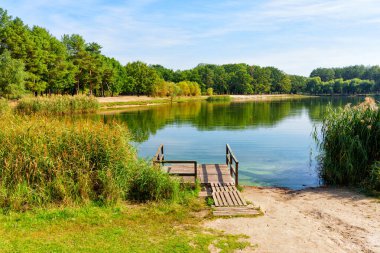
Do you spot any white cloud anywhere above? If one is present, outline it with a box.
[2,0,380,74]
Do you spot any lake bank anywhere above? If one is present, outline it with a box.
[97,94,313,109]
[206,186,380,253]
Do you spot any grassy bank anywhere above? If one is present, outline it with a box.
[0,202,250,252]
[316,97,380,193]
[16,95,100,115]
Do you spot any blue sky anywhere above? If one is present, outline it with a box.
[2,0,380,75]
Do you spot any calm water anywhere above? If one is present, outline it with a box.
[99,96,376,189]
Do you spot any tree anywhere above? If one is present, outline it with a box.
[0,50,25,97]
[310,68,335,81]
[249,66,271,94]
[278,75,291,93]
[223,64,252,94]
[289,75,307,93]
[125,61,159,95]
[306,77,322,95]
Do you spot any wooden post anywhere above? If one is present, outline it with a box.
[194,161,198,184]
[235,161,239,186]
[226,145,228,165]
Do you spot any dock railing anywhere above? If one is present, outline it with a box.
[153,144,198,183]
[226,144,239,186]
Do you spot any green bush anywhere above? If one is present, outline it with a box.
[206,95,231,102]
[316,97,380,191]
[0,113,181,211]
[16,95,100,115]
[127,162,180,202]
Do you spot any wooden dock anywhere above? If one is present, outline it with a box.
[153,144,260,216]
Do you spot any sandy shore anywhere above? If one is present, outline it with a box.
[97,94,309,103]
[205,187,380,253]
[97,96,160,103]
[230,94,314,101]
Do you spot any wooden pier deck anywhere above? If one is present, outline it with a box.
[163,164,234,184]
[153,144,260,216]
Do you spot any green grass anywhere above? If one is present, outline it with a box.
[0,98,10,115]
[206,95,231,102]
[0,201,251,252]
[16,95,100,115]
[316,97,380,193]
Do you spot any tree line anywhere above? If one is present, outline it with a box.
[0,8,379,98]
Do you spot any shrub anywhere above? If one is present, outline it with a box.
[206,95,231,102]
[316,97,380,191]
[16,95,99,115]
[126,162,180,202]
[206,88,213,96]
[151,80,202,98]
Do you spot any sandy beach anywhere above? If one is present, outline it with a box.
[205,187,380,253]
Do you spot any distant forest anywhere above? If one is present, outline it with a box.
[0,8,379,98]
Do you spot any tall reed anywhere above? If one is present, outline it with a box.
[206,95,231,102]
[0,113,179,211]
[16,95,100,115]
[316,97,380,191]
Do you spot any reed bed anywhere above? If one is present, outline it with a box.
[206,95,231,102]
[0,113,179,211]
[16,95,100,115]
[316,97,380,192]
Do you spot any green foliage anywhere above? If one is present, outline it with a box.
[16,95,100,115]
[125,61,159,95]
[1,7,379,97]
[206,197,214,206]
[0,114,133,210]
[206,87,213,96]
[316,98,380,191]
[304,77,376,95]
[0,50,25,98]
[126,162,180,202]
[206,95,231,102]
[151,80,201,97]
[0,112,182,211]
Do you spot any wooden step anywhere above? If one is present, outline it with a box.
[210,182,247,207]
[213,206,261,217]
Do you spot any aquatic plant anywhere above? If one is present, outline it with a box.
[316,97,380,192]
[206,95,231,102]
[0,113,180,211]
[16,95,100,115]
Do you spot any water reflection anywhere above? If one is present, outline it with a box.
[97,96,377,189]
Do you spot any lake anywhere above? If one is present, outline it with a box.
[99,96,376,189]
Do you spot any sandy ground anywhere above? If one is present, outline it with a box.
[97,94,311,104]
[97,95,160,103]
[205,187,380,253]
[230,94,312,101]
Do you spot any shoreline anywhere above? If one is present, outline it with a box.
[98,94,314,110]
[206,185,380,253]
